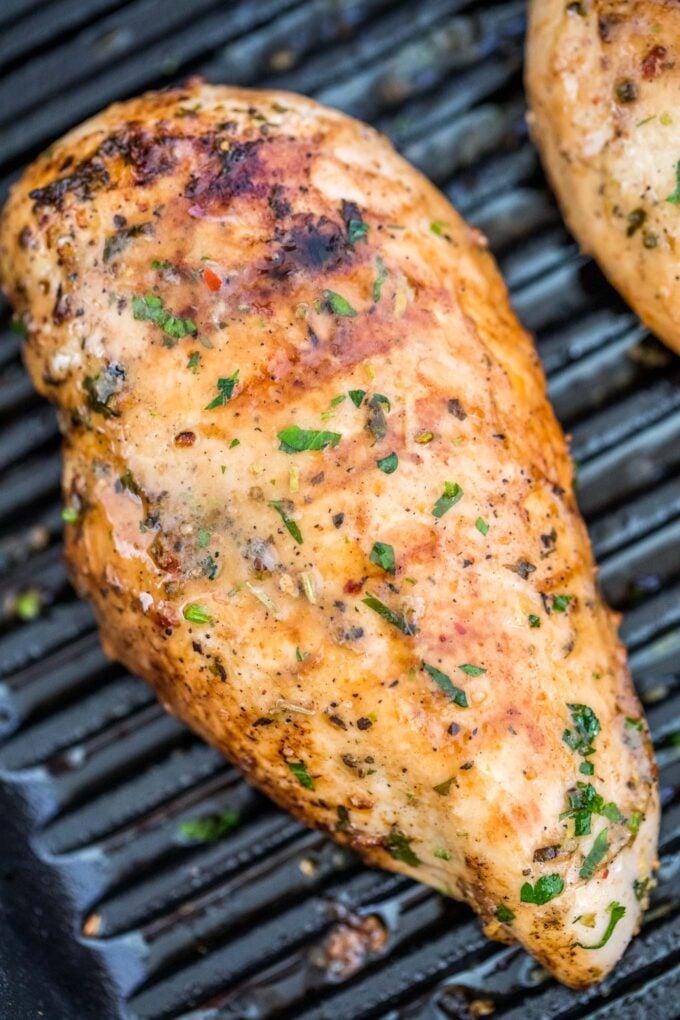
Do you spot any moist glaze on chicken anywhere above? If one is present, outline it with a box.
[0,82,658,987]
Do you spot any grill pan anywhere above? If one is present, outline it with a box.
[0,1,678,1018]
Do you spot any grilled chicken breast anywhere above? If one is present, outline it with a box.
[527,0,680,354]
[0,82,658,987]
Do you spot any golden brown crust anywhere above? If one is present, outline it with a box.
[527,0,680,354]
[0,81,658,987]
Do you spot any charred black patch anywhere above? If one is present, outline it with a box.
[185,136,267,206]
[261,213,349,279]
[597,14,621,42]
[30,126,178,210]
[99,125,177,185]
[52,284,71,324]
[268,183,291,219]
[30,157,110,209]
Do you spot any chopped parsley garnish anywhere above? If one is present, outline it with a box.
[377,451,398,474]
[183,603,213,624]
[179,810,239,842]
[563,704,601,758]
[580,762,595,776]
[151,258,171,270]
[628,810,642,833]
[520,874,564,905]
[459,664,486,677]
[667,159,680,204]
[552,594,573,613]
[9,318,27,337]
[269,499,303,544]
[423,662,468,708]
[287,761,315,790]
[132,293,197,342]
[347,217,369,244]
[385,828,421,866]
[330,394,346,407]
[430,221,448,236]
[475,517,489,536]
[278,425,342,453]
[433,777,456,796]
[576,901,626,949]
[625,717,644,731]
[323,289,357,317]
[187,351,200,373]
[496,904,515,922]
[579,827,609,880]
[633,877,650,902]
[200,555,218,580]
[373,256,388,302]
[528,614,541,628]
[432,481,463,518]
[61,506,79,523]
[295,647,308,662]
[362,593,418,635]
[197,527,211,548]
[205,370,239,410]
[349,389,366,408]
[434,848,452,860]
[366,393,391,442]
[370,541,396,574]
[560,782,620,836]
[229,438,240,448]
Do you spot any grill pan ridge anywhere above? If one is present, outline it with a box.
[0,1,678,1018]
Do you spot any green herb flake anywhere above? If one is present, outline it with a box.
[496,904,515,923]
[151,258,171,270]
[9,318,27,337]
[187,351,200,373]
[197,527,211,548]
[295,647,309,662]
[520,874,564,905]
[430,221,448,236]
[287,760,315,790]
[667,159,680,204]
[330,394,346,408]
[205,370,239,410]
[563,704,601,758]
[628,810,643,833]
[347,218,369,244]
[132,293,197,342]
[580,761,595,776]
[560,782,619,836]
[179,809,239,843]
[373,256,388,303]
[349,389,366,408]
[433,777,456,796]
[459,664,486,677]
[475,517,489,536]
[376,451,398,474]
[579,827,609,880]
[278,425,342,453]
[625,716,644,731]
[61,506,79,523]
[370,541,396,575]
[434,848,451,861]
[432,481,463,519]
[385,828,421,867]
[183,602,213,625]
[323,289,357,317]
[576,901,626,950]
[366,393,391,442]
[633,877,650,902]
[528,614,541,628]
[269,499,303,544]
[15,590,41,622]
[423,662,468,708]
[362,593,418,636]
[552,594,573,613]
[229,438,240,449]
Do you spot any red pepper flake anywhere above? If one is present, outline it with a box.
[203,268,221,291]
[455,622,467,635]
[641,45,668,80]
[344,578,364,595]
[601,869,609,880]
